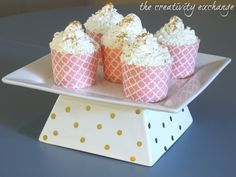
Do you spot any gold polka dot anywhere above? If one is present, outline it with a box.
[65,106,71,112]
[73,122,79,128]
[137,141,142,147]
[53,130,58,136]
[117,130,123,136]
[80,137,85,143]
[50,113,56,119]
[135,109,141,115]
[43,135,48,141]
[130,156,136,162]
[85,105,91,111]
[104,144,110,150]
[110,113,116,119]
[97,124,102,130]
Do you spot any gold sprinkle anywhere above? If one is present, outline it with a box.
[104,144,110,150]
[106,2,114,7]
[50,113,56,119]
[137,32,148,38]
[80,137,85,143]
[118,14,135,26]
[96,2,114,16]
[135,109,141,115]
[165,16,182,34]
[117,130,123,136]
[116,32,127,40]
[65,106,71,113]
[69,20,81,26]
[130,156,136,162]
[73,122,79,128]
[85,105,91,111]
[97,124,102,130]
[110,113,116,119]
[53,130,58,136]
[43,135,48,141]
[137,141,142,147]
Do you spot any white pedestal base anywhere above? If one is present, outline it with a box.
[39,95,193,166]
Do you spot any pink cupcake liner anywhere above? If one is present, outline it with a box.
[86,30,103,44]
[166,40,200,79]
[101,45,122,84]
[51,49,100,89]
[86,30,103,65]
[122,63,171,103]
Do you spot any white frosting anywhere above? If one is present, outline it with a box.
[155,16,198,45]
[121,32,172,67]
[101,13,144,49]
[50,21,98,55]
[84,3,123,34]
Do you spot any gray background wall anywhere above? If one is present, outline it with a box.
[0,0,235,17]
[0,0,89,17]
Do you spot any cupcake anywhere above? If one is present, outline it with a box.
[50,21,100,89]
[101,13,145,83]
[84,3,123,64]
[155,16,200,79]
[121,32,172,103]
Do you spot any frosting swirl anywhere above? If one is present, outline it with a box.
[101,13,145,49]
[50,21,98,55]
[84,3,123,34]
[121,32,172,67]
[155,16,198,45]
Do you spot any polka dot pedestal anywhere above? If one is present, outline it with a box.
[39,95,193,166]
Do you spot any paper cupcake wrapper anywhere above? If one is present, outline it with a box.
[122,63,171,103]
[86,30,103,45]
[86,30,103,65]
[167,41,200,79]
[101,45,122,84]
[51,49,100,89]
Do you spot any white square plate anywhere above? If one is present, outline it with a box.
[2,53,230,113]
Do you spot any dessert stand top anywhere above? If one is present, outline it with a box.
[2,52,230,113]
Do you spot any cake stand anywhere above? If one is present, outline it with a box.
[2,53,230,166]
